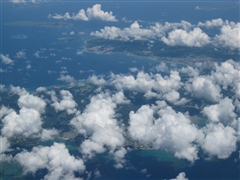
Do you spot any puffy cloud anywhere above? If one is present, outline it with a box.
[113,147,127,169]
[210,60,240,97]
[198,18,224,28]
[202,97,236,125]
[200,123,237,159]
[14,143,85,180]
[40,128,58,141]
[170,172,188,180]
[111,91,130,104]
[10,85,28,96]
[71,92,124,158]
[91,21,156,41]
[0,136,11,154]
[57,74,75,84]
[51,90,77,114]
[49,4,117,22]
[161,28,210,47]
[110,71,154,93]
[0,54,14,65]
[128,104,203,162]
[18,94,46,114]
[0,105,14,119]
[88,75,107,86]
[36,86,47,92]
[86,4,117,22]
[15,50,26,59]
[213,22,240,50]
[185,76,221,102]
[91,20,194,41]
[1,107,42,138]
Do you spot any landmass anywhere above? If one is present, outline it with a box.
[4,21,74,27]
[83,38,239,63]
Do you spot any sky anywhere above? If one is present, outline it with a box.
[0,0,239,180]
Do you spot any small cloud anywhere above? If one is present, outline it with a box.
[0,54,14,65]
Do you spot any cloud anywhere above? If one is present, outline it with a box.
[0,54,14,65]
[161,28,210,47]
[113,147,127,169]
[40,128,59,141]
[185,76,221,102]
[70,92,124,158]
[0,136,11,154]
[1,107,42,138]
[36,86,47,92]
[0,106,14,119]
[198,18,224,28]
[14,143,85,180]
[57,74,75,84]
[18,93,46,114]
[15,50,26,59]
[128,104,203,162]
[88,75,107,86]
[51,90,78,114]
[202,97,236,125]
[200,123,237,159]
[170,172,188,180]
[49,4,118,22]
[10,85,28,96]
[213,22,240,50]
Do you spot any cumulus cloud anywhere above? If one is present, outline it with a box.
[15,50,26,59]
[1,107,42,138]
[0,54,14,65]
[49,4,117,22]
[170,172,188,180]
[213,22,240,50]
[200,123,237,159]
[185,76,221,102]
[161,28,210,47]
[88,75,107,86]
[0,136,11,154]
[202,97,237,126]
[71,92,124,158]
[10,85,28,96]
[40,128,59,141]
[36,86,47,92]
[113,147,127,169]
[57,74,75,84]
[14,143,85,180]
[51,90,78,114]
[18,93,46,114]
[198,18,224,28]
[128,104,203,162]
[0,106,14,119]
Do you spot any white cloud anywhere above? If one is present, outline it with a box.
[113,147,127,169]
[201,123,237,159]
[0,106,14,119]
[10,85,28,96]
[18,93,46,114]
[0,54,14,65]
[202,97,236,125]
[57,74,75,84]
[14,143,85,180]
[40,128,59,141]
[88,75,107,86]
[198,18,224,28]
[15,50,26,59]
[185,76,221,102]
[49,4,117,22]
[0,136,11,154]
[161,28,210,47]
[71,92,124,158]
[213,22,240,50]
[36,86,47,92]
[170,172,188,180]
[128,104,203,162]
[1,107,42,138]
[111,91,130,104]
[51,90,77,115]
